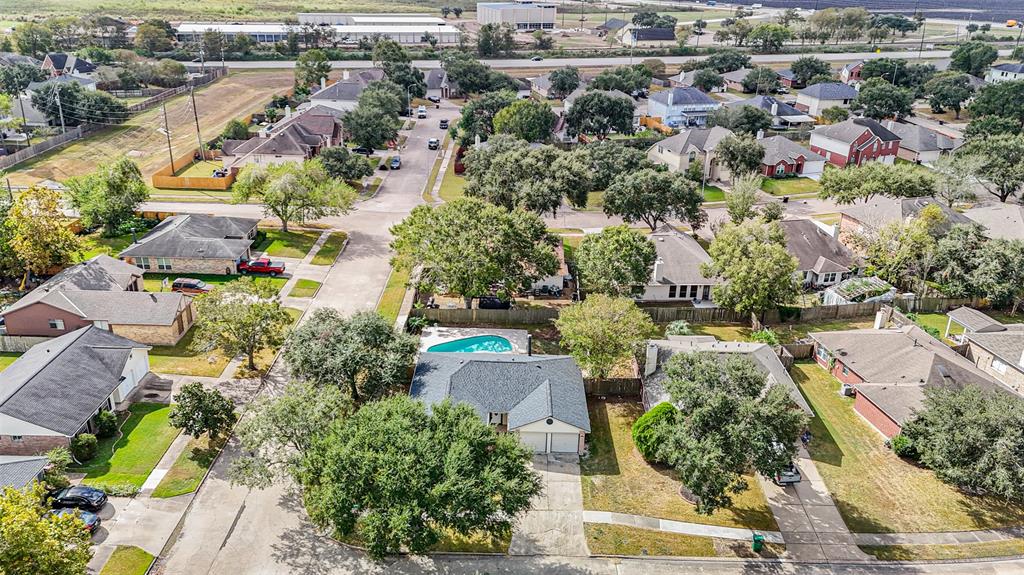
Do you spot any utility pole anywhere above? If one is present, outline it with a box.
[54,87,66,134]
[918,20,926,59]
[161,103,175,173]
[199,44,205,74]
[190,87,203,160]
[17,96,31,146]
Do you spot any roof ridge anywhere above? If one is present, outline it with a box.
[0,327,94,408]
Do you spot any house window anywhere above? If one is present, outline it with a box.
[816,346,830,362]
[775,164,786,175]
[821,272,837,284]
[688,151,697,162]
[657,145,664,153]
[689,285,698,298]
[488,412,505,425]
[157,258,172,271]
[48,319,65,330]
[11,435,22,442]
[669,285,677,298]
[842,365,849,376]
[136,257,151,270]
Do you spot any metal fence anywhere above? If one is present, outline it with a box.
[0,126,90,170]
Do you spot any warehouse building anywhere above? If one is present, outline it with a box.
[175,22,460,45]
[477,1,557,30]
[297,13,448,26]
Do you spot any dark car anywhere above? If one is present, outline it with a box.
[352,146,374,156]
[47,508,101,533]
[171,278,212,294]
[531,55,544,61]
[50,486,107,512]
[439,119,449,130]
[427,95,441,104]
[478,296,512,310]
[389,156,402,170]
[427,138,440,150]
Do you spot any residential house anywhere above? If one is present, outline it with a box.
[721,68,752,92]
[776,68,801,89]
[758,135,826,180]
[0,255,195,346]
[641,336,814,414]
[780,219,857,288]
[838,196,971,244]
[306,69,386,113]
[596,18,628,34]
[726,95,815,130]
[410,353,591,453]
[646,126,733,179]
[795,82,859,117]
[0,455,48,489]
[618,25,676,47]
[221,107,340,169]
[41,53,98,78]
[984,63,1024,84]
[964,203,1024,241]
[0,52,41,67]
[119,213,259,276]
[641,226,719,304]
[954,310,1024,393]
[564,86,640,127]
[530,72,556,99]
[809,118,900,168]
[839,61,863,85]
[530,243,569,293]
[669,69,725,93]
[883,121,961,164]
[26,74,98,92]
[0,326,151,455]
[647,86,721,128]
[425,68,461,100]
[811,319,1008,437]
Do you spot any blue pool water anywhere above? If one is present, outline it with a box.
[427,335,513,353]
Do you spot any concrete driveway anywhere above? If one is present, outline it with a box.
[510,454,588,557]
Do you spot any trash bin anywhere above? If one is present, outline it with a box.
[752,533,765,552]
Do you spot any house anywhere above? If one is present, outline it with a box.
[0,326,151,455]
[646,126,733,179]
[726,95,815,130]
[530,72,555,98]
[530,242,569,293]
[410,353,591,454]
[647,86,721,128]
[780,219,857,288]
[955,310,1024,393]
[984,63,1024,84]
[0,255,195,346]
[26,74,98,93]
[964,203,1024,241]
[306,69,386,113]
[0,52,41,67]
[721,68,753,92]
[596,18,628,34]
[425,68,461,100]
[811,319,1008,437]
[758,135,826,180]
[809,118,900,168]
[669,70,724,92]
[795,82,859,117]
[839,61,863,85]
[883,121,961,164]
[0,455,48,489]
[641,226,719,304]
[776,68,801,89]
[564,87,640,127]
[619,25,676,47]
[221,112,339,170]
[119,214,259,276]
[641,336,814,414]
[838,196,972,242]
[41,53,97,78]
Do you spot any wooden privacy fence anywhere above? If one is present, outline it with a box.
[0,335,50,353]
[584,378,641,397]
[411,305,753,326]
[151,149,234,190]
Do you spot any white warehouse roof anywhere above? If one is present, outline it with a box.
[349,15,447,24]
[176,23,459,34]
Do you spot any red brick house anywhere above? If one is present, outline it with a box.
[839,61,863,85]
[759,135,826,180]
[809,118,901,168]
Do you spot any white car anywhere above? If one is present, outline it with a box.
[416,105,427,119]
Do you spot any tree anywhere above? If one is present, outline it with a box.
[703,48,750,73]
[441,51,516,95]
[31,82,128,127]
[220,118,249,141]
[950,41,998,77]
[532,29,554,50]
[383,62,426,99]
[358,79,406,118]
[576,140,653,191]
[747,23,791,52]
[848,206,946,289]
[924,72,974,119]
[655,351,808,514]
[285,309,417,402]
[0,484,92,575]
[319,146,373,181]
[134,22,173,53]
[790,56,830,85]
[760,201,784,222]
[200,29,225,59]
[5,186,81,288]
[555,295,656,379]
[301,396,541,560]
[0,63,47,97]
[191,278,292,371]
[692,68,724,92]
[965,115,1019,141]
[454,89,516,145]
[230,33,256,55]
[576,225,656,297]
[818,162,936,204]
[932,223,987,297]
[970,81,1024,127]
[590,65,653,93]
[389,197,557,307]
[169,382,236,440]
[342,105,400,151]
[959,134,1024,202]
[725,173,762,224]
[565,91,635,138]
[65,157,149,236]
[232,159,355,231]
[702,220,799,316]
[12,22,52,59]
[548,66,580,99]
[820,106,849,124]
[477,23,515,57]
[972,239,1024,314]
[852,77,913,120]
[717,134,765,178]
[931,154,979,207]
[492,99,557,142]
[632,9,677,29]
[604,168,705,231]
[294,49,331,89]
[708,105,772,135]
[372,38,409,69]
[740,66,780,94]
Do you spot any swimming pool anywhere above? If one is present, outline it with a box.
[426,335,513,353]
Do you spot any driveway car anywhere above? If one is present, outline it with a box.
[50,486,107,512]
[774,463,802,486]
[478,296,512,310]
[238,258,286,276]
[389,156,402,170]
[47,508,101,533]
[428,138,440,150]
[171,278,212,294]
[416,105,428,119]
[352,146,373,156]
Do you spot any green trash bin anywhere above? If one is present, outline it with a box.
[752,533,766,552]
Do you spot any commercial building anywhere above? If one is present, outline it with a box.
[477,1,557,30]
[297,13,447,26]
[174,22,460,45]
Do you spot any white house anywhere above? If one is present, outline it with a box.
[795,82,859,117]
[985,63,1024,84]
[641,226,719,304]
[647,86,721,128]
[646,126,733,179]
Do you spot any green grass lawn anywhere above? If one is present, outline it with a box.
[438,155,466,203]
[287,279,321,298]
[911,312,962,341]
[174,160,222,178]
[582,191,606,212]
[581,399,777,531]
[77,231,135,261]
[253,229,322,259]
[0,352,21,373]
[794,362,1024,533]
[377,266,411,325]
[689,317,875,345]
[860,539,1024,561]
[813,212,841,226]
[761,177,820,196]
[143,273,287,293]
[74,403,180,490]
[99,546,154,575]
[151,434,226,499]
[584,523,785,558]
[148,328,229,377]
[311,232,347,266]
[702,185,725,203]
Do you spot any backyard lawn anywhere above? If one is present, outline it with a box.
[377,267,411,325]
[151,434,226,499]
[99,546,154,575]
[584,524,784,558]
[74,403,180,490]
[689,317,875,345]
[174,160,222,178]
[311,232,348,266]
[702,185,725,203]
[148,328,229,377]
[77,231,136,261]
[911,312,962,341]
[580,399,777,531]
[0,352,21,372]
[794,362,1024,533]
[812,213,841,226]
[253,229,322,259]
[143,273,287,293]
[287,279,321,298]
[761,177,820,196]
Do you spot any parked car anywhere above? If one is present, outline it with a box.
[774,463,802,486]
[478,296,512,310]
[50,486,107,512]
[416,105,428,119]
[428,138,440,150]
[46,508,101,533]
[439,119,449,130]
[427,95,441,103]
[389,156,402,170]
[170,278,212,294]
[531,55,544,61]
[238,258,286,276]
[352,146,374,156]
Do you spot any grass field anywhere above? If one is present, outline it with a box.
[813,212,841,226]
[151,434,226,499]
[288,279,322,298]
[148,328,230,377]
[582,191,606,211]
[0,352,22,373]
[311,232,348,265]
[377,266,411,325]
[142,273,287,293]
[0,0,440,21]
[438,153,467,203]
[99,546,154,575]
[77,231,135,261]
[75,403,180,490]
[690,317,875,345]
[702,185,725,202]
[794,362,1024,533]
[761,177,820,196]
[254,229,322,259]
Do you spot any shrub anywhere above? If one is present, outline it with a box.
[750,328,780,346]
[890,433,916,459]
[95,410,119,439]
[43,447,73,489]
[632,402,677,463]
[90,482,140,497]
[665,320,694,336]
[70,434,98,462]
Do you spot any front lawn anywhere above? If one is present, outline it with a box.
[794,362,1024,533]
[151,434,226,499]
[377,266,410,325]
[0,352,21,373]
[580,399,777,531]
[860,539,1024,561]
[582,191,605,211]
[148,328,230,377]
[761,177,820,196]
[99,546,154,575]
[74,403,180,490]
[438,155,466,203]
[287,279,321,298]
[311,232,348,265]
[702,185,725,202]
[584,524,784,558]
[253,229,322,259]
[143,273,287,293]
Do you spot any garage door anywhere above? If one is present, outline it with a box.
[549,433,579,453]
[518,432,548,453]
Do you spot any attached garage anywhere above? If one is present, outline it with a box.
[515,417,587,454]
[549,432,581,453]
[518,432,548,452]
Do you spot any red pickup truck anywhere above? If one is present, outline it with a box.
[238,258,286,276]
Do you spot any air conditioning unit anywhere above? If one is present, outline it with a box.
[840,383,855,397]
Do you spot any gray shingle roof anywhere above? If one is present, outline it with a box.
[0,52,41,67]
[119,214,257,260]
[597,17,628,31]
[721,67,753,83]
[966,332,1024,375]
[1,255,142,316]
[0,327,148,436]
[0,456,47,490]
[760,135,825,166]
[799,82,859,100]
[221,123,323,158]
[780,219,855,274]
[883,121,959,154]
[840,197,972,232]
[649,226,718,286]
[27,74,97,91]
[812,117,900,144]
[947,307,1005,333]
[410,353,590,432]
[650,126,733,155]
[632,27,675,41]
[310,80,365,102]
[964,204,1024,241]
[425,68,446,90]
[992,63,1024,74]
[726,95,811,121]
[650,86,718,108]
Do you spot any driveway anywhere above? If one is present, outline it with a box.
[510,454,588,557]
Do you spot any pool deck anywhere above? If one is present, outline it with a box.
[419,326,531,354]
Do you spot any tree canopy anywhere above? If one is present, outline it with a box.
[692,68,725,92]
[703,48,750,73]
[5,186,81,288]
[232,159,355,230]
[191,278,293,371]
[576,225,656,297]
[708,105,772,136]
[949,41,998,77]
[603,168,706,231]
[565,91,635,138]
[0,484,92,575]
[555,294,657,379]
[790,56,831,85]
[455,89,516,146]
[848,204,947,289]
[958,134,1024,203]
[577,140,654,191]
[65,157,149,236]
[169,382,236,441]
[294,48,331,88]
[818,161,936,204]
[492,98,557,143]
[589,64,653,93]
[702,219,799,316]
[548,66,581,99]
[318,146,374,182]
[969,81,1024,127]
[852,77,913,120]
[343,105,399,150]
[717,134,765,177]
[924,72,974,120]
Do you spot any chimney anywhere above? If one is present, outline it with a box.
[667,90,674,107]
[755,129,765,140]
[873,310,885,330]
[653,258,664,282]
[770,101,778,116]
[342,69,350,81]
[320,77,326,90]
[527,334,533,356]
[887,120,895,130]
[284,105,292,118]
[644,343,659,377]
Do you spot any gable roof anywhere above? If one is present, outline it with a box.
[760,135,825,166]
[966,332,1024,375]
[0,327,148,436]
[839,196,972,232]
[0,52,41,67]
[45,53,97,75]
[721,67,753,83]
[727,95,812,122]
[310,80,367,102]
[425,68,446,90]
[222,122,324,158]
[649,226,718,286]
[0,456,48,490]
[651,126,732,156]
[991,63,1024,74]
[597,17,628,31]
[883,121,959,154]
[119,214,257,260]
[964,203,1024,241]
[776,68,796,81]
[410,353,590,432]
[650,86,718,108]
[26,74,97,91]
[947,307,1006,334]
[780,219,856,274]
[813,117,901,145]
[799,82,859,100]
[1,255,142,316]
[632,27,675,41]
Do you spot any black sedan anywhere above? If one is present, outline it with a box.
[47,508,102,533]
[50,485,108,511]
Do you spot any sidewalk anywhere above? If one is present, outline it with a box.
[582,511,785,544]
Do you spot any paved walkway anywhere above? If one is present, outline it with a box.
[582,511,784,544]
[854,527,1024,546]
[428,139,455,204]
[510,454,589,557]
